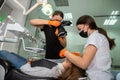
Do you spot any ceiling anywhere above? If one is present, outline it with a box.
[50,0,120,27]
[6,0,120,32]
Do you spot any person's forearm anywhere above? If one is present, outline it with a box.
[59,37,67,48]
[30,19,61,28]
[30,19,48,26]
[64,51,87,69]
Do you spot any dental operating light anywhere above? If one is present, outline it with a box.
[41,4,53,17]
[13,0,48,15]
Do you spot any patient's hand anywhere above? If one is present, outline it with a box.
[62,58,72,69]
[27,58,35,64]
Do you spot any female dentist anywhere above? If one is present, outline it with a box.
[59,15,116,80]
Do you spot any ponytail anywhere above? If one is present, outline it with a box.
[97,27,116,50]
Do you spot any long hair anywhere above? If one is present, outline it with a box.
[76,15,116,50]
[58,64,86,80]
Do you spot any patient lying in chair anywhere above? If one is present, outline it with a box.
[0,50,87,80]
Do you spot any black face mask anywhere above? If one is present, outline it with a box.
[79,30,88,38]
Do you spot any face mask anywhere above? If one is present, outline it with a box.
[79,30,88,38]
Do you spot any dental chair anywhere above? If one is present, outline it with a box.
[0,58,58,80]
[0,65,5,80]
[0,19,58,80]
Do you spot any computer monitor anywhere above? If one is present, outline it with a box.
[0,0,6,10]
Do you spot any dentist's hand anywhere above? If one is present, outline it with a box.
[59,48,67,57]
[48,20,61,27]
[59,49,80,57]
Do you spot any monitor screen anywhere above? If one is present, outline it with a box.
[0,0,6,10]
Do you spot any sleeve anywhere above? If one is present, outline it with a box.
[20,63,47,72]
[20,63,65,78]
[57,26,67,37]
[49,63,65,78]
[85,33,99,49]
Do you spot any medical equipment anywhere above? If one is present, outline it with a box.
[41,4,53,16]
[0,58,57,80]
[13,0,53,16]
[0,15,44,53]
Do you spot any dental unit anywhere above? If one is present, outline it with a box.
[13,0,52,16]
[0,15,44,53]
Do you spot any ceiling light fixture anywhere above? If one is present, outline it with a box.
[13,0,48,15]
[41,4,53,17]
[64,13,73,20]
[103,10,119,25]
[104,19,118,25]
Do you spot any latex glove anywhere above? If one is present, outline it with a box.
[72,52,80,56]
[55,28,63,41]
[48,20,61,27]
[59,48,67,57]
[59,49,80,57]
[55,28,59,36]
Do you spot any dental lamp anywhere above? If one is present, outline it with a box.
[13,0,50,15]
[41,4,53,17]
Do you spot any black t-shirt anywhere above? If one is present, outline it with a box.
[43,25,64,59]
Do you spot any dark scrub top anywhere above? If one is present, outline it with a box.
[43,25,64,59]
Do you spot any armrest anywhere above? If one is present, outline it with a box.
[1,58,58,80]
[0,65,5,80]
[0,58,13,74]
[5,69,57,80]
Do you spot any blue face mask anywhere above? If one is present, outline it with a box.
[79,30,88,38]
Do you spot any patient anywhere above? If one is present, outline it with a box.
[0,50,86,80]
